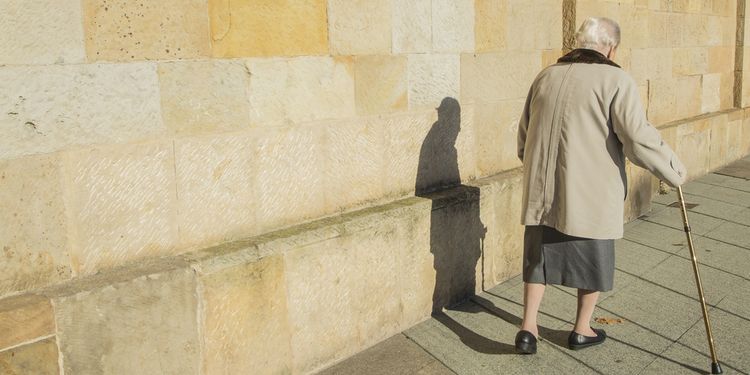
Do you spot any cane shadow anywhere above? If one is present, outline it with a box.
[415,97,514,353]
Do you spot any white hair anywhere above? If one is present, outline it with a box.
[575,17,621,51]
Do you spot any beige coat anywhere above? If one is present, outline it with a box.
[517,49,687,239]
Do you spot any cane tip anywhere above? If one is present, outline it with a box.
[711,362,723,374]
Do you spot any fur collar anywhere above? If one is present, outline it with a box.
[557,48,621,68]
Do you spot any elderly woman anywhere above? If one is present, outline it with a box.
[514,17,687,354]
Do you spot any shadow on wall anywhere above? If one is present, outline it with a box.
[414,97,487,313]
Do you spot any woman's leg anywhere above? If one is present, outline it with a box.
[521,282,546,336]
[574,288,600,336]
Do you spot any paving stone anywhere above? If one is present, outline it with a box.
[681,181,750,207]
[622,220,690,254]
[727,207,750,226]
[641,205,724,236]
[614,238,672,277]
[677,236,750,279]
[695,173,750,192]
[677,309,750,373]
[640,341,720,374]
[716,278,750,318]
[704,221,750,249]
[670,193,746,220]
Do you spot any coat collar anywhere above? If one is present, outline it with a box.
[557,48,621,68]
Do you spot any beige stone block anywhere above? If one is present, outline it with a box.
[676,75,703,119]
[672,48,708,76]
[392,0,431,53]
[719,72,733,111]
[743,47,750,107]
[62,142,178,275]
[507,0,562,50]
[624,162,654,222]
[432,0,475,52]
[174,132,259,249]
[705,15,722,46]
[0,154,72,296]
[482,172,524,285]
[0,63,165,160]
[324,117,386,213]
[461,51,542,102]
[255,126,326,233]
[647,78,677,125]
[707,46,733,73]
[200,255,292,375]
[394,203,434,326]
[709,115,729,170]
[245,56,355,126]
[407,54,461,109]
[702,73,722,113]
[0,337,59,375]
[475,0,508,52]
[382,111,437,195]
[209,0,328,57]
[676,120,711,179]
[158,60,251,137]
[456,103,480,181]
[475,99,525,176]
[727,118,744,161]
[82,0,209,61]
[54,269,200,374]
[0,299,55,351]
[744,113,750,154]
[329,0,391,55]
[354,55,408,115]
[648,12,669,47]
[542,49,563,67]
[284,218,403,373]
[631,48,672,83]
[0,0,84,65]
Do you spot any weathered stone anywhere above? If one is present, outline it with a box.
[157,60,251,136]
[174,132,259,249]
[432,0,475,52]
[0,0,85,64]
[542,49,564,67]
[407,54,461,110]
[630,48,672,84]
[474,99,525,176]
[329,0,391,55]
[255,126,326,233]
[382,111,438,196]
[0,154,72,296]
[671,47,708,76]
[0,338,59,375]
[62,142,178,275]
[475,0,508,52]
[54,269,200,374]
[200,255,292,375]
[392,0,431,53]
[707,46,733,74]
[209,0,328,57]
[0,299,55,351]
[0,63,164,160]
[461,51,542,102]
[709,115,729,170]
[676,119,711,179]
[354,55,408,115]
[323,117,387,213]
[82,0,210,61]
[701,73,722,113]
[245,56,355,126]
[507,0,563,50]
[624,161,654,222]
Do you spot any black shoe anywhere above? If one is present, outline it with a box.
[568,328,606,350]
[515,330,537,354]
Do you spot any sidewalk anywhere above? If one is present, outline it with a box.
[317,156,750,375]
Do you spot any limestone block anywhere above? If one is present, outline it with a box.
[719,72,732,110]
[475,99,525,176]
[456,103,479,181]
[245,56,355,126]
[0,0,84,64]
[0,299,55,351]
[382,111,435,195]
[200,255,292,375]
[507,0,562,51]
[743,47,750,107]
[475,0,507,52]
[0,154,72,296]
[676,75,703,118]
[672,48,708,76]
[284,218,403,373]
[354,55,408,115]
[174,132,259,249]
[0,337,59,375]
[62,142,178,275]
[676,120,711,179]
[705,15,722,46]
[542,49,563,67]
[707,46,732,73]
[407,54,460,109]
[631,48,672,84]
[479,172,524,286]
[709,115,729,170]
[394,203,434,326]
[54,269,200,374]
[647,79,677,125]
[158,60,251,136]
[624,161,653,222]
[0,63,164,160]
[323,117,386,213]
[727,117,744,161]
[744,111,750,154]
[209,0,328,57]
[82,0,210,61]
[328,0,391,55]
[648,12,669,47]
[255,126,326,233]
[391,0,431,53]
[432,0,475,52]
[461,51,541,102]
[701,73,721,113]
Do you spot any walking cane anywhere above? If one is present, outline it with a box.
[675,186,722,374]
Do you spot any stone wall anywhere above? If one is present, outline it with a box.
[2,1,750,374]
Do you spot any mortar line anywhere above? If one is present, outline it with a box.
[643,203,750,229]
[638,218,750,252]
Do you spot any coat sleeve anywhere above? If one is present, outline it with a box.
[517,85,533,162]
[610,75,687,188]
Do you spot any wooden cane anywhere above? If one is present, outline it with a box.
[676,186,722,374]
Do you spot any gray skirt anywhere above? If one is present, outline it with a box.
[523,225,615,292]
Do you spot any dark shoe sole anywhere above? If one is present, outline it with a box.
[568,340,605,350]
[515,341,537,354]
